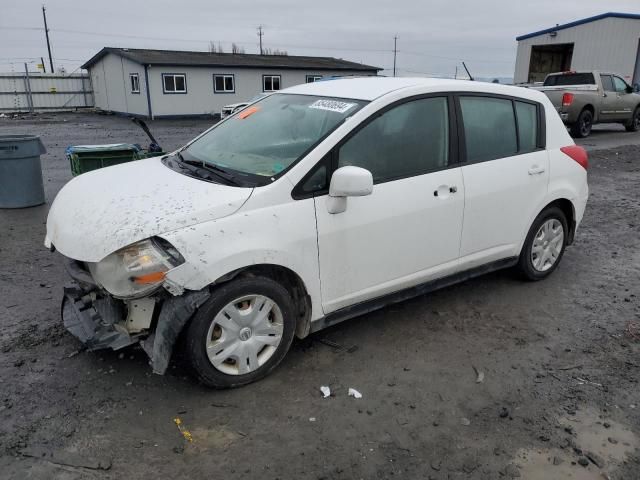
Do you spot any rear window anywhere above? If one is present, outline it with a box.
[543,73,595,86]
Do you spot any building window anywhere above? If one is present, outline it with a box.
[214,74,235,93]
[306,75,322,83]
[162,74,187,94]
[263,75,281,92]
[129,73,140,93]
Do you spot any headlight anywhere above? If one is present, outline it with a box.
[87,238,184,299]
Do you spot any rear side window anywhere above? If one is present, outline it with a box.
[515,101,538,152]
[601,75,615,92]
[459,97,517,162]
[338,97,449,183]
[543,73,595,86]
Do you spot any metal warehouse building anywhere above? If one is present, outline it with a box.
[514,12,640,84]
[81,47,380,119]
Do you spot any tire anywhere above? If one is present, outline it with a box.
[569,109,593,138]
[184,276,296,388]
[517,206,568,281]
[625,107,640,132]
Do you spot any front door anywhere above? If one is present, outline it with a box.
[612,75,636,121]
[456,95,550,267]
[314,96,465,314]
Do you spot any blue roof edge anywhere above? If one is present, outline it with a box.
[516,12,640,41]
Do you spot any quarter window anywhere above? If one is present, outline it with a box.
[338,97,449,183]
[306,75,322,83]
[129,73,140,93]
[515,101,538,152]
[459,96,517,162]
[214,74,235,93]
[162,74,186,93]
[263,75,281,92]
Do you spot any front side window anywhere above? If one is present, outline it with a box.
[613,76,629,93]
[338,97,449,183]
[185,94,366,181]
[515,101,538,152]
[129,73,140,93]
[459,96,517,162]
[162,74,186,93]
[263,75,281,92]
[306,75,322,83]
[214,74,234,93]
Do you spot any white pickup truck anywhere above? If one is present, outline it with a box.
[532,71,640,138]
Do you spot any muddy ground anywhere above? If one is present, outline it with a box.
[0,112,639,479]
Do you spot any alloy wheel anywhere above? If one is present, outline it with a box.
[205,294,284,375]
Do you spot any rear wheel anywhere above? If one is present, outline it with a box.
[517,207,568,281]
[570,109,593,138]
[625,107,640,132]
[184,277,296,388]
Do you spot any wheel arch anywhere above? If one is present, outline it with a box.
[536,198,576,245]
[208,263,313,339]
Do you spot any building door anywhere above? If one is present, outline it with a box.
[528,44,574,83]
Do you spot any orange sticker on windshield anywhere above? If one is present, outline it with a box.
[237,106,260,119]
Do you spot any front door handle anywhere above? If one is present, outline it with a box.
[528,166,545,175]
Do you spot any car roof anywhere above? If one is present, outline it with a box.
[282,76,545,103]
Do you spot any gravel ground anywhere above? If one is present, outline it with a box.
[0,112,639,479]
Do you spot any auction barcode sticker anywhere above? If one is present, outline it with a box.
[309,99,357,114]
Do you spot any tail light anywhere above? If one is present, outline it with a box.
[562,93,574,107]
[560,145,588,170]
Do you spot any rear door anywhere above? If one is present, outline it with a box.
[457,95,549,268]
[600,75,620,121]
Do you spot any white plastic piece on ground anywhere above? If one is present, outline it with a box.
[348,388,362,399]
[320,386,331,398]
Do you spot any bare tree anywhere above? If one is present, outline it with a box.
[209,42,225,53]
[262,48,288,56]
[231,43,245,54]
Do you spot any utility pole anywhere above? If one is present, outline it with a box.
[42,6,54,73]
[257,25,264,55]
[393,36,398,77]
[40,56,46,73]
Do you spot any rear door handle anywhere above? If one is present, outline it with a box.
[433,185,458,196]
[528,166,545,175]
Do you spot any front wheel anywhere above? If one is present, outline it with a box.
[625,107,640,132]
[184,277,296,388]
[517,207,568,281]
[569,109,593,138]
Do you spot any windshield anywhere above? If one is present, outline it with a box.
[184,94,367,181]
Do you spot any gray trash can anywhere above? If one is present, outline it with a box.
[0,135,46,208]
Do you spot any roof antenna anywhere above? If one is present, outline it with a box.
[462,61,474,81]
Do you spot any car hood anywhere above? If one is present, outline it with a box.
[46,157,252,262]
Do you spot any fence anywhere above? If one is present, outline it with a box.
[0,71,94,113]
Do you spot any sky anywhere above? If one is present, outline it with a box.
[1,0,639,79]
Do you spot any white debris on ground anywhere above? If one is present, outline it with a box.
[320,386,331,398]
[348,388,362,399]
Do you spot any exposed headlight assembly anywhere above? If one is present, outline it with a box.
[87,238,184,299]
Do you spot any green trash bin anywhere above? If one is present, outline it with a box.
[0,135,46,208]
[66,143,165,176]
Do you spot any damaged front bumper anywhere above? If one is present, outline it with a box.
[62,261,209,374]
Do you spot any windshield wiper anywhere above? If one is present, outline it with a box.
[175,152,241,186]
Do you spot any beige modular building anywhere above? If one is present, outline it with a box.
[81,47,380,119]
[514,12,640,84]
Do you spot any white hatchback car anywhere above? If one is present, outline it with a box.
[46,77,588,388]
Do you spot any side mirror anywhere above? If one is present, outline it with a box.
[626,85,634,94]
[633,84,640,93]
[326,166,373,214]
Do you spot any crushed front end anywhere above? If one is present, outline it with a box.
[58,239,209,374]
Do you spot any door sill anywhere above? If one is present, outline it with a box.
[310,256,518,333]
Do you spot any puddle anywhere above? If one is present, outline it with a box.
[511,407,638,479]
